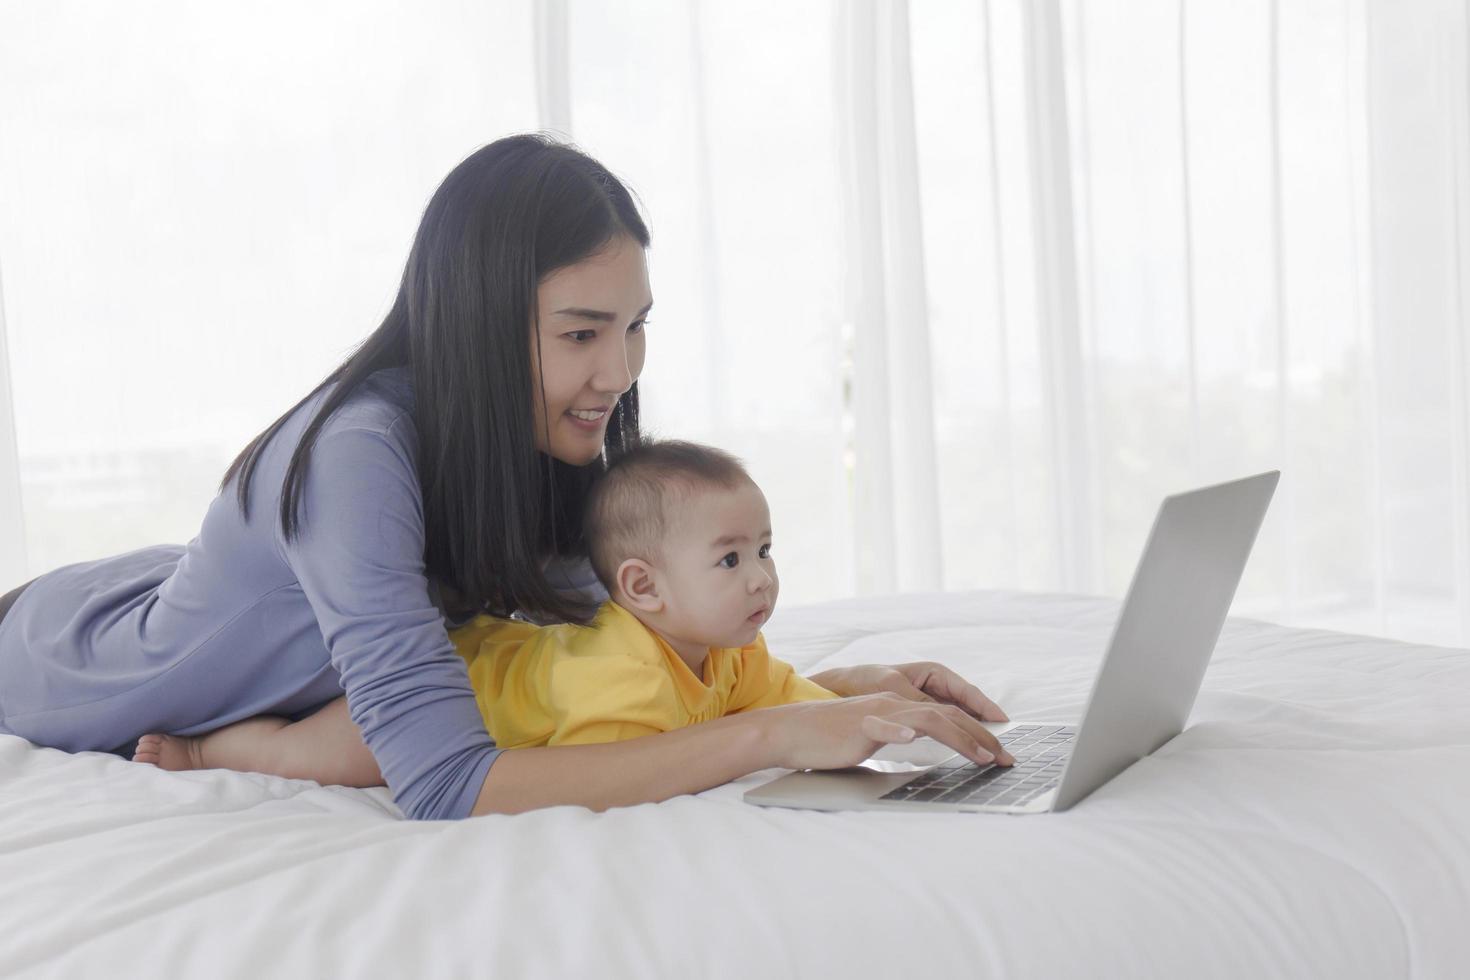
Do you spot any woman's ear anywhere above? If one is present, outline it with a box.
[616,558,663,613]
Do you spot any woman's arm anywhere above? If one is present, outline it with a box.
[472,692,1014,815]
[284,422,501,821]
[472,709,767,815]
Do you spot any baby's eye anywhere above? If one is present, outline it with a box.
[758,543,771,559]
[719,552,739,569]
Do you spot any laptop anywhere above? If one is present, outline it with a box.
[744,470,1279,815]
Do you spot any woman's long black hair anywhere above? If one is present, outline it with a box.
[220,134,648,624]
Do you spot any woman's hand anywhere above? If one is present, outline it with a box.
[758,692,1016,772]
[807,661,1010,723]
[473,667,1016,815]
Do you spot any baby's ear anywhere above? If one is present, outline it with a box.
[616,558,662,613]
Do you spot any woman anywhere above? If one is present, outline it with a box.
[0,135,1011,820]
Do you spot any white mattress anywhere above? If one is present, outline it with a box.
[1,590,1466,978]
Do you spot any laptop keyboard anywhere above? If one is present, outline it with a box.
[879,724,1078,808]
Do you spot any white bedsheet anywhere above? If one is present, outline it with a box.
[1,590,1466,978]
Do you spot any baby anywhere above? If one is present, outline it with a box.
[132,439,836,786]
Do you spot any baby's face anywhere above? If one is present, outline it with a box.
[654,480,779,650]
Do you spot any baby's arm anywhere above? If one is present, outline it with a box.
[549,637,834,741]
[503,649,678,747]
[132,696,384,787]
[466,615,677,748]
[541,657,674,746]
[732,636,841,712]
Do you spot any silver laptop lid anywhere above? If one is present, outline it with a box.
[1052,471,1279,811]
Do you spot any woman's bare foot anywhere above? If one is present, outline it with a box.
[132,732,205,771]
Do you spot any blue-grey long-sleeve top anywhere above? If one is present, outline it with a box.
[0,366,523,820]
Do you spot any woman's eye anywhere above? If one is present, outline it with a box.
[719,552,739,569]
[566,329,597,343]
[758,544,771,559]
[628,319,647,334]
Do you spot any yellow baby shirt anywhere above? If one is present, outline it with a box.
[448,600,837,748]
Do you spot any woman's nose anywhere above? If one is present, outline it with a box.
[593,338,635,394]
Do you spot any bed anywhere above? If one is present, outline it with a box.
[1,589,1466,978]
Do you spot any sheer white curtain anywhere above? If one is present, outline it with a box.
[0,264,24,587]
[0,0,539,581]
[1,0,1468,646]
[902,0,1470,646]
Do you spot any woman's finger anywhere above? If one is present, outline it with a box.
[881,670,937,703]
[895,706,997,766]
[906,662,1009,723]
[948,682,1008,723]
[878,699,1014,766]
[929,702,1014,764]
[859,714,918,744]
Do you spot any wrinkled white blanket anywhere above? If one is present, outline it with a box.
[2,590,1466,978]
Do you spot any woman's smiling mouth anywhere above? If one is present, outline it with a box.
[565,407,609,431]
[568,408,606,421]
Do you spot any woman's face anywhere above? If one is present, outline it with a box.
[531,234,652,466]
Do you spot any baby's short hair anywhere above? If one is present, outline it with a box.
[584,439,755,593]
